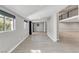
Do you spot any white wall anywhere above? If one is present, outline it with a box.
[44,21,47,32]
[24,22,29,38]
[47,14,58,42]
[0,6,29,52]
[34,22,44,32]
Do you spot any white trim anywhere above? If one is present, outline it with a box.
[60,15,79,22]
[8,35,29,53]
[0,30,15,33]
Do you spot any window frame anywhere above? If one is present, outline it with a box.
[0,14,15,33]
[0,16,5,31]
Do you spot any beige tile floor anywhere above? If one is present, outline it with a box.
[12,32,79,53]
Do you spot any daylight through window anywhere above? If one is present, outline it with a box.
[0,10,15,32]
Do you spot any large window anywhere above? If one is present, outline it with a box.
[5,17,14,31]
[59,5,78,20]
[0,10,15,32]
[0,17,4,31]
[24,20,28,29]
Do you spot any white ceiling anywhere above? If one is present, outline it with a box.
[4,5,49,18]
[3,5,67,21]
[27,5,67,20]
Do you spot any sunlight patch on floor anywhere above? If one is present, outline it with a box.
[30,50,41,53]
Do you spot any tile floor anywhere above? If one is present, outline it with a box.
[12,32,79,53]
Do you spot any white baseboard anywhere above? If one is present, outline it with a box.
[8,35,29,53]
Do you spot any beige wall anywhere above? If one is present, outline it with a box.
[59,22,79,32]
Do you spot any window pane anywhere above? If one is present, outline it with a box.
[0,14,4,17]
[0,17,4,31]
[5,17,13,31]
[24,22,26,29]
[69,8,78,17]
[62,13,67,19]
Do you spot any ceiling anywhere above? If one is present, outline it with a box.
[4,5,49,18]
[3,5,67,21]
[27,5,67,20]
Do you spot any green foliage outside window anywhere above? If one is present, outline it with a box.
[0,16,13,32]
[0,18,4,31]
[5,18,12,31]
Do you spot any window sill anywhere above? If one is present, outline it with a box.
[59,15,79,23]
[0,30,15,33]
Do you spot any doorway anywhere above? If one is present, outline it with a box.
[29,21,32,35]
